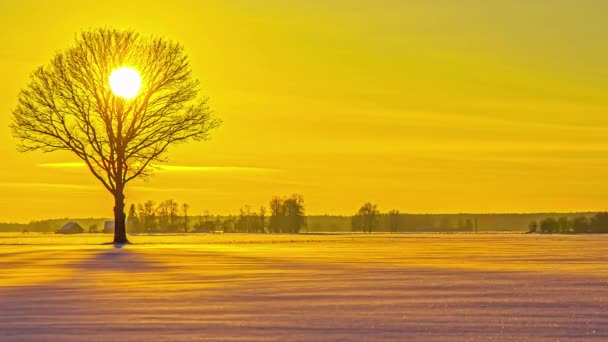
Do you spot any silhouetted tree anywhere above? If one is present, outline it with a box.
[268,196,284,233]
[268,195,306,233]
[455,218,475,231]
[127,204,140,232]
[221,215,235,233]
[572,216,589,233]
[260,206,266,233]
[138,200,157,232]
[531,214,606,234]
[88,224,99,233]
[465,218,474,231]
[198,219,218,232]
[528,220,538,233]
[283,194,306,233]
[557,217,570,233]
[157,199,180,231]
[387,209,400,233]
[590,212,608,233]
[353,203,379,233]
[236,205,259,233]
[11,28,220,243]
[540,217,559,234]
[438,216,453,231]
[182,203,190,233]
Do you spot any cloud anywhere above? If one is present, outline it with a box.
[129,186,210,193]
[0,182,97,191]
[38,162,281,174]
[38,162,87,169]
[154,165,281,174]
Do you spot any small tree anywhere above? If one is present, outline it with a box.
[259,206,267,233]
[528,220,538,233]
[353,203,379,233]
[572,216,589,233]
[157,199,180,231]
[267,195,306,233]
[557,217,570,233]
[465,219,474,231]
[283,194,306,233]
[138,200,157,232]
[268,196,284,233]
[88,224,99,233]
[387,209,400,233]
[156,201,170,228]
[438,216,453,231]
[182,203,190,233]
[590,212,608,233]
[11,29,220,243]
[127,204,140,232]
[540,217,559,234]
[236,205,254,233]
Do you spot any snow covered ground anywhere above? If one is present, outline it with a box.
[1,233,607,341]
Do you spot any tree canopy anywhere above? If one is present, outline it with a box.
[11,28,220,242]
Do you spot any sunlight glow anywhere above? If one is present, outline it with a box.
[109,67,142,99]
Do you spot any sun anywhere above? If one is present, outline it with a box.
[109,67,142,99]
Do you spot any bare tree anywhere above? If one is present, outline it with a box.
[267,195,306,233]
[11,28,220,243]
[157,199,180,231]
[259,206,266,233]
[268,196,284,233]
[138,200,157,232]
[182,202,190,233]
[387,209,400,233]
[282,194,306,233]
[352,202,379,233]
[127,203,140,232]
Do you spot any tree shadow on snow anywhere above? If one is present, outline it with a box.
[73,248,168,272]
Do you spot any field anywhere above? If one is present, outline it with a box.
[1,233,607,341]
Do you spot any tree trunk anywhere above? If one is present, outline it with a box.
[113,190,129,243]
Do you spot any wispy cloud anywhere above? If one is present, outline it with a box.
[39,162,87,169]
[38,162,281,174]
[0,182,97,191]
[154,165,281,174]
[129,185,211,193]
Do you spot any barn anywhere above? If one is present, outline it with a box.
[56,222,85,234]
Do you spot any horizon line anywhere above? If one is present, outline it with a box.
[2,210,607,225]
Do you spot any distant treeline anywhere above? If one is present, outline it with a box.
[2,212,604,234]
[339,202,603,233]
[127,194,306,234]
[0,218,107,233]
[529,213,608,234]
[1,196,604,233]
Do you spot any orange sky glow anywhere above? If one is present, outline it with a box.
[1,1,608,221]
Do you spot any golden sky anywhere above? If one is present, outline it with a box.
[1,1,608,221]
